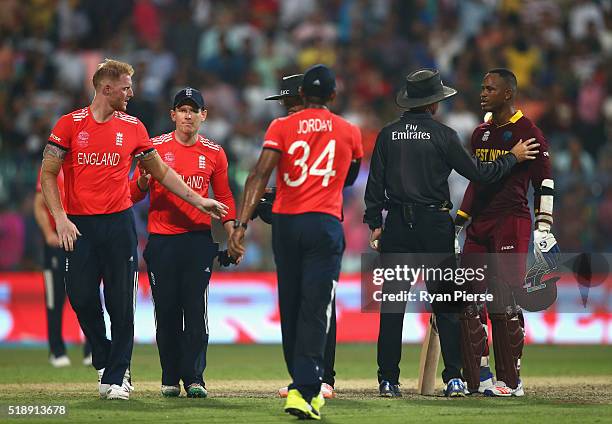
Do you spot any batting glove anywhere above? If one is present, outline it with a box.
[533,229,560,272]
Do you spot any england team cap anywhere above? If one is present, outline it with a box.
[173,87,204,109]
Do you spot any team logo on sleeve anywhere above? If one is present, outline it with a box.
[77,131,89,148]
[115,132,123,146]
[481,130,490,142]
[198,155,206,169]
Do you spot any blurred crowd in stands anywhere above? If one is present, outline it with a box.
[0,0,611,271]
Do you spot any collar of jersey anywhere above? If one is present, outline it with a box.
[487,110,523,127]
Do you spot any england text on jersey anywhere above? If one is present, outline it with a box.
[48,107,153,215]
[131,132,236,234]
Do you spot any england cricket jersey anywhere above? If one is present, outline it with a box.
[130,132,236,234]
[262,108,363,219]
[48,107,154,215]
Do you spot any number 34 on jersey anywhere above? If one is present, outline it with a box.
[262,109,363,219]
[284,139,336,187]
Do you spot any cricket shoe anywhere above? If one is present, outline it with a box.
[478,368,496,394]
[83,354,93,366]
[186,383,208,398]
[444,378,466,397]
[98,368,135,398]
[123,368,135,392]
[310,392,325,416]
[484,380,524,397]
[278,383,335,399]
[104,384,130,400]
[284,389,320,420]
[379,380,402,397]
[49,354,71,368]
[161,385,181,397]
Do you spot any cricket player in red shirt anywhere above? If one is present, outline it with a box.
[34,167,92,367]
[40,59,228,400]
[130,87,236,398]
[264,73,339,400]
[455,69,558,397]
[229,64,363,420]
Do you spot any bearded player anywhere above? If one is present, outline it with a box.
[454,69,558,397]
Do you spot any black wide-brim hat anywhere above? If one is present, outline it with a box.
[395,69,457,109]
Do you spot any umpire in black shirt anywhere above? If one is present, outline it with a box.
[364,69,539,397]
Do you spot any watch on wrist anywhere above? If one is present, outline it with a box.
[233,220,248,230]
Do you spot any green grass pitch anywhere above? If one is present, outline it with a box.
[1,344,611,423]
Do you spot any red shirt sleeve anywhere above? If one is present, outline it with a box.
[262,118,284,152]
[210,147,237,223]
[529,126,553,213]
[129,166,148,203]
[133,121,154,156]
[352,124,364,160]
[48,114,73,150]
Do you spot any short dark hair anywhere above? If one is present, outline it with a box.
[487,68,518,93]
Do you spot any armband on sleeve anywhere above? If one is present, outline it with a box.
[535,179,554,231]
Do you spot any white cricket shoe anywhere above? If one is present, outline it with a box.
[483,380,524,397]
[478,368,496,394]
[105,384,130,400]
[123,368,135,392]
[83,354,93,366]
[278,383,335,399]
[321,383,335,399]
[478,376,496,393]
[98,368,134,398]
[49,354,71,368]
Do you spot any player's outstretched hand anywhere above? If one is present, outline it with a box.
[510,138,540,162]
[196,198,229,219]
[55,215,81,252]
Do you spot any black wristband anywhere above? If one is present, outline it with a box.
[233,220,248,230]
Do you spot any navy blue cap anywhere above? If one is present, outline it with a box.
[265,74,303,100]
[173,87,204,109]
[302,64,336,98]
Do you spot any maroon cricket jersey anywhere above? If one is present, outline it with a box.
[458,111,552,220]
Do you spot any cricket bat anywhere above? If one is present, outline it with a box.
[417,314,441,395]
